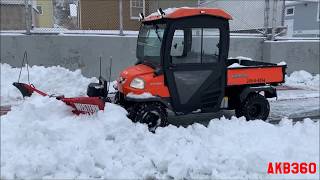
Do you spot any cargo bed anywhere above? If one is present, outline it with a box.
[227,59,286,86]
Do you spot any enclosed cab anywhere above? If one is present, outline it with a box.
[114,7,286,131]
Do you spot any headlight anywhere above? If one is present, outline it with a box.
[130,78,145,89]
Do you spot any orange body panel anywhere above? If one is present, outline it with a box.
[144,7,232,22]
[227,66,284,86]
[118,64,284,98]
[117,64,170,97]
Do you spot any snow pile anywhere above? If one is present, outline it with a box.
[1,96,319,179]
[0,64,97,105]
[1,63,319,179]
[277,61,287,66]
[147,7,178,17]
[285,70,319,90]
[229,56,253,61]
[228,63,245,68]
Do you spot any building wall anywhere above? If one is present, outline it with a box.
[78,0,197,30]
[79,0,141,30]
[203,0,284,31]
[0,4,38,30]
[37,0,54,28]
[285,2,319,31]
[147,0,197,13]
[285,2,320,37]
[0,5,26,30]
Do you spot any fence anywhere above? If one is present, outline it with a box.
[1,0,287,38]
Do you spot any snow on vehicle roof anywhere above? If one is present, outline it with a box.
[144,7,232,22]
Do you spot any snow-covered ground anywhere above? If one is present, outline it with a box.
[0,64,97,105]
[1,64,319,179]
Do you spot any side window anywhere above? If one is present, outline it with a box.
[202,28,220,63]
[171,28,220,64]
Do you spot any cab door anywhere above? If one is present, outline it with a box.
[163,16,229,113]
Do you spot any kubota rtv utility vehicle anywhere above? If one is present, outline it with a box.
[107,7,286,130]
[13,8,286,131]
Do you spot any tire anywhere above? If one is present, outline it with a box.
[235,93,270,120]
[129,102,168,132]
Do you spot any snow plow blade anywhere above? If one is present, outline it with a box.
[61,97,105,114]
[13,82,105,114]
[13,82,47,97]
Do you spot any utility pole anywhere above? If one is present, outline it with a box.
[24,0,31,34]
[271,0,278,40]
[119,0,124,36]
[264,0,270,37]
[281,0,286,26]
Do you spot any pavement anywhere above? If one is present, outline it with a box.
[169,88,320,127]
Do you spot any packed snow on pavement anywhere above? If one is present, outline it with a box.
[1,64,319,179]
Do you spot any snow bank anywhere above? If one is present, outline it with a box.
[0,63,97,105]
[285,70,319,90]
[1,96,319,179]
[1,64,319,179]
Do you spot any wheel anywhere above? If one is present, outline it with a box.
[235,93,270,120]
[129,102,168,132]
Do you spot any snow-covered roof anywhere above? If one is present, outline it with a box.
[144,7,232,22]
[285,0,319,6]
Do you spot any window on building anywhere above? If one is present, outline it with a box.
[285,6,294,16]
[37,6,43,15]
[130,0,145,19]
[69,4,77,17]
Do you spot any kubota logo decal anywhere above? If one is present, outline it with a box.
[74,103,100,113]
[232,74,248,78]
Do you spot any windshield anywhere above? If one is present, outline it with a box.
[136,23,166,66]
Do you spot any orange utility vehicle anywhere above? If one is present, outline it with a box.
[14,8,286,131]
[105,7,286,130]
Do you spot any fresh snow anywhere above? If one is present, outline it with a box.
[0,64,97,105]
[228,63,245,68]
[234,56,253,61]
[285,70,319,90]
[1,96,319,179]
[277,61,287,66]
[147,7,178,17]
[1,63,319,179]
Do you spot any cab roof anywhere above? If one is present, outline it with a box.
[143,7,232,22]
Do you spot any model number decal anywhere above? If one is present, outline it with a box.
[247,78,266,83]
[74,103,100,113]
